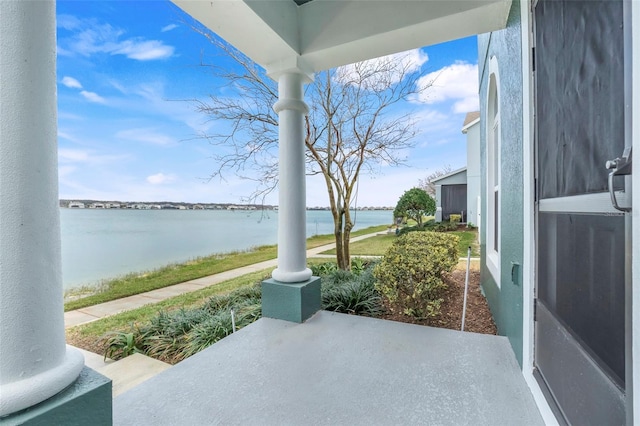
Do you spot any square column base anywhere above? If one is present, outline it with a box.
[2,367,112,426]
[262,277,321,323]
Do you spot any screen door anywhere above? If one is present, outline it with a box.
[533,0,631,424]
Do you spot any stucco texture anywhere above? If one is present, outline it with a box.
[478,1,525,366]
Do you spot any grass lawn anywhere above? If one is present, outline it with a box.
[322,234,396,256]
[321,228,479,258]
[64,224,389,312]
[456,230,480,257]
[67,269,272,346]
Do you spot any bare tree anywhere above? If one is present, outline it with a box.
[418,165,452,197]
[194,33,429,270]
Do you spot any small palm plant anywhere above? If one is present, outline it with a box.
[102,329,142,360]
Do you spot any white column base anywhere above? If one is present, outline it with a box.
[272,267,313,283]
[0,346,84,417]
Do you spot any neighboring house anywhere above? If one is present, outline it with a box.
[433,111,481,224]
[433,167,468,222]
[478,1,634,424]
[462,111,481,227]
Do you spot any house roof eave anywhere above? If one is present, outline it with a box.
[431,167,468,184]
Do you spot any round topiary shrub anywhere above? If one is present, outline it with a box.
[374,231,459,318]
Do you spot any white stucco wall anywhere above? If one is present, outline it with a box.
[466,122,481,226]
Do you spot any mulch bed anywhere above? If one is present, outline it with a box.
[379,268,497,335]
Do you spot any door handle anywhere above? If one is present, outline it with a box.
[605,147,632,212]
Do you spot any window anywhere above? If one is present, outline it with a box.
[486,56,500,284]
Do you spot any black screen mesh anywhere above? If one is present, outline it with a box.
[535,0,624,199]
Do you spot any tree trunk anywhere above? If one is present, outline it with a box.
[341,228,351,269]
[334,209,351,271]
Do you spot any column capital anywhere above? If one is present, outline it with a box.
[266,56,315,83]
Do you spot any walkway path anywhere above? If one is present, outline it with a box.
[64,231,387,328]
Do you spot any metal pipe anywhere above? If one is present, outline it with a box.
[461,246,472,332]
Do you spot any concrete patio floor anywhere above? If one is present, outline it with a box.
[114,311,543,425]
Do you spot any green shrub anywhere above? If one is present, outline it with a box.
[397,225,424,236]
[449,214,462,223]
[321,261,383,317]
[397,220,458,236]
[393,188,436,227]
[374,232,459,318]
[432,222,458,232]
[310,262,338,276]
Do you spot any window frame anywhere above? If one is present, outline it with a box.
[486,56,501,285]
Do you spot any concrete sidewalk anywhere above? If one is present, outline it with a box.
[64,231,385,329]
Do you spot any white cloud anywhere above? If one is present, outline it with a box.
[147,173,177,185]
[58,148,130,164]
[59,149,89,162]
[57,14,83,31]
[112,39,174,61]
[58,16,175,61]
[80,90,106,103]
[161,24,178,32]
[452,97,480,114]
[116,128,176,146]
[58,166,77,178]
[61,76,82,89]
[106,80,214,134]
[58,112,84,121]
[336,48,428,90]
[413,62,479,113]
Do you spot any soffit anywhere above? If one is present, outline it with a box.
[171,0,512,74]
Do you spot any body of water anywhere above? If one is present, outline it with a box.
[61,208,391,289]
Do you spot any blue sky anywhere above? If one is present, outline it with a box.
[56,1,479,207]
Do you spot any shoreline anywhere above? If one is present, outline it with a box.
[61,208,393,287]
[64,224,390,312]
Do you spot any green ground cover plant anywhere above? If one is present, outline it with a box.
[102,284,262,363]
[374,232,459,318]
[69,270,271,340]
[319,259,383,317]
[65,225,388,311]
[96,260,383,363]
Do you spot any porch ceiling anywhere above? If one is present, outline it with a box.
[171,0,512,74]
[113,311,543,425]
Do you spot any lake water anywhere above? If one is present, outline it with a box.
[60,208,392,289]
